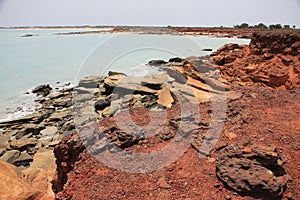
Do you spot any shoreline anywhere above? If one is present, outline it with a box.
[0,30,300,199]
[2,26,299,39]
[0,26,260,38]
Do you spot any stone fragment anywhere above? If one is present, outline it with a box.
[157,87,174,108]
[157,177,171,189]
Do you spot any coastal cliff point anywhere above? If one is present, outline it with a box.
[0,31,299,200]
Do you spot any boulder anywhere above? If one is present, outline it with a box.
[94,98,111,111]
[216,142,289,199]
[102,106,118,118]
[32,84,52,97]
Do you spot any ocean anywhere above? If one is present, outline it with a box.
[0,29,250,122]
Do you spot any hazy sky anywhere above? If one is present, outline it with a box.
[0,0,299,27]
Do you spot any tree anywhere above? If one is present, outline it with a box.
[240,23,249,28]
[283,25,290,29]
[254,23,268,29]
[269,24,282,29]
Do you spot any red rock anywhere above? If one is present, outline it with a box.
[0,161,52,200]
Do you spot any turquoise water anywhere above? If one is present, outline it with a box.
[0,29,250,121]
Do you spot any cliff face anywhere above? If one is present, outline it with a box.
[250,32,300,56]
[211,32,300,89]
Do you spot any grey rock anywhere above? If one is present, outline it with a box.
[74,94,94,102]
[165,68,187,84]
[0,150,21,164]
[78,76,104,88]
[40,126,58,136]
[75,87,99,95]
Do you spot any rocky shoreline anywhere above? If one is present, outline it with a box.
[0,31,300,200]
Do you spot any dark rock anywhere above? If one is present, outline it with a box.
[148,60,167,66]
[169,57,183,63]
[165,68,187,84]
[202,48,213,52]
[20,34,39,37]
[216,141,289,199]
[108,71,126,76]
[94,98,111,111]
[32,84,52,97]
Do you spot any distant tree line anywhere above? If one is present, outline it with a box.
[233,23,296,29]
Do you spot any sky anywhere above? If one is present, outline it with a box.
[0,0,300,27]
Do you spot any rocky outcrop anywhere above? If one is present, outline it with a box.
[52,133,84,193]
[52,87,300,200]
[211,32,300,89]
[249,32,300,56]
[216,141,289,199]
[0,83,74,174]
[0,161,54,200]
[1,32,300,200]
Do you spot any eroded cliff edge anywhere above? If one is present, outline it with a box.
[52,32,299,200]
[0,31,299,200]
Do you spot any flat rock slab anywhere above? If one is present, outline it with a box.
[0,150,21,164]
[40,126,58,136]
[10,138,38,150]
[157,87,174,108]
[216,141,289,199]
